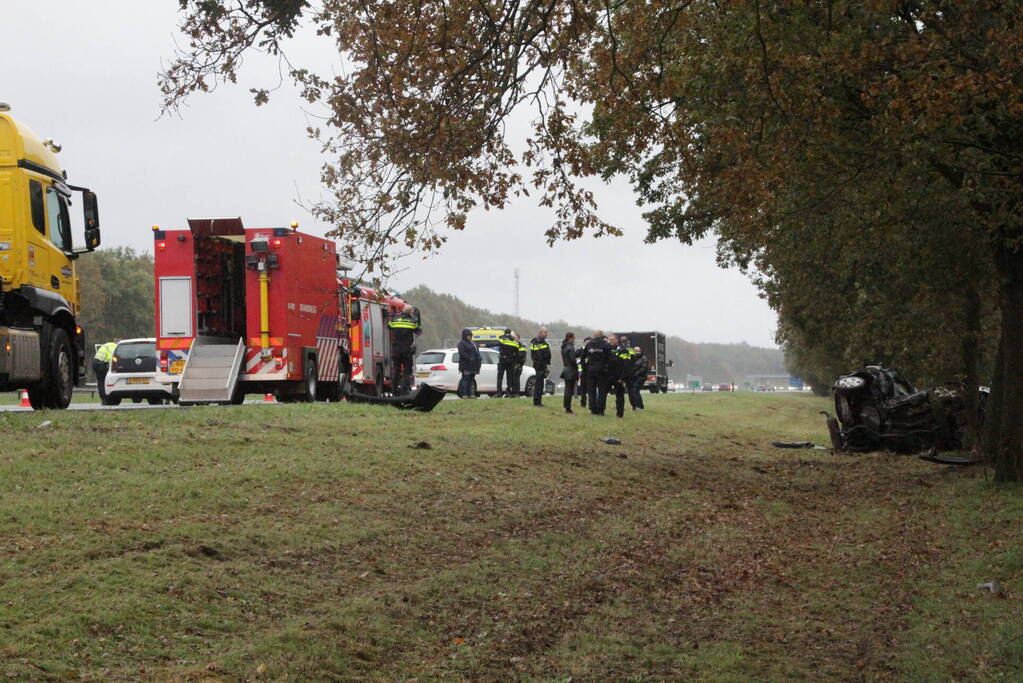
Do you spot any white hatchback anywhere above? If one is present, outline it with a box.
[103,338,175,406]
[414,347,553,396]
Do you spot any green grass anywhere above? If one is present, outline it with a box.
[0,393,1020,680]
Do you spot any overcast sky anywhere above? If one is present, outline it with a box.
[4,1,779,347]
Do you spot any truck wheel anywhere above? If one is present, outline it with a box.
[29,327,74,410]
[303,359,317,402]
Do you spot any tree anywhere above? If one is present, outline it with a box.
[77,248,155,346]
[161,1,1023,480]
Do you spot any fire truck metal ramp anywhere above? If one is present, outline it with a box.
[177,338,246,405]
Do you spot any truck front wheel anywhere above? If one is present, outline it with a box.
[303,359,317,402]
[29,327,74,410]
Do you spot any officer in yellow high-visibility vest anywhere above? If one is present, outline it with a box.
[387,305,421,394]
[92,340,117,401]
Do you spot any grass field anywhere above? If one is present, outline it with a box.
[1,393,1020,680]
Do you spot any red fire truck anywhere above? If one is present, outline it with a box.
[153,217,416,403]
[343,283,413,396]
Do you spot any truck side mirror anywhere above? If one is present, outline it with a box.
[83,190,101,249]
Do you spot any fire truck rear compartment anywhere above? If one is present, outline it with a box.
[195,233,246,340]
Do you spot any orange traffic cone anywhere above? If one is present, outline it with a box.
[263,393,276,403]
[18,389,31,408]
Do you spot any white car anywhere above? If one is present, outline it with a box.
[103,338,175,406]
[414,347,555,396]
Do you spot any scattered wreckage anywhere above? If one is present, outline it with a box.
[822,365,987,459]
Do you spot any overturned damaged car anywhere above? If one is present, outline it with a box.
[823,365,987,453]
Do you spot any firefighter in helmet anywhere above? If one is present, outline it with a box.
[387,304,420,394]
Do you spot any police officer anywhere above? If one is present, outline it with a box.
[629,346,648,410]
[456,328,482,397]
[607,333,630,418]
[618,335,638,410]
[509,333,527,396]
[560,332,577,414]
[495,328,518,397]
[583,331,611,415]
[529,327,551,406]
[92,339,117,402]
[577,336,590,409]
[387,304,420,394]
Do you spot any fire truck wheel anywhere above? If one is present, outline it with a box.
[303,359,318,402]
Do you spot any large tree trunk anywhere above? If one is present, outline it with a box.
[985,245,1023,482]
[960,286,982,450]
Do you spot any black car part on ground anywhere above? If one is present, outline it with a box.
[345,382,446,412]
[826,365,985,454]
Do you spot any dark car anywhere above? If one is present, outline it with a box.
[825,365,986,453]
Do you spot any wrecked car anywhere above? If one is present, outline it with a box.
[823,365,987,453]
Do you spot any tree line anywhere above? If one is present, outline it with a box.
[160,1,1023,479]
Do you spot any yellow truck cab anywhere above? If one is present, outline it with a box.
[0,103,100,408]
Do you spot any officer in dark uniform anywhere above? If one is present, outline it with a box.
[629,346,648,410]
[583,331,611,415]
[510,333,527,396]
[495,328,517,397]
[618,335,638,410]
[606,334,630,418]
[387,304,420,394]
[577,336,590,409]
[529,327,551,406]
[560,332,577,413]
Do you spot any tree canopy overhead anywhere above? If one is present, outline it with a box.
[162,1,1023,479]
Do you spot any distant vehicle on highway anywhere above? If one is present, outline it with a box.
[718,383,733,392]
[414,348,554,396]
[103,338,175,406]
[609,331,673,393]
[701,384,713,392]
